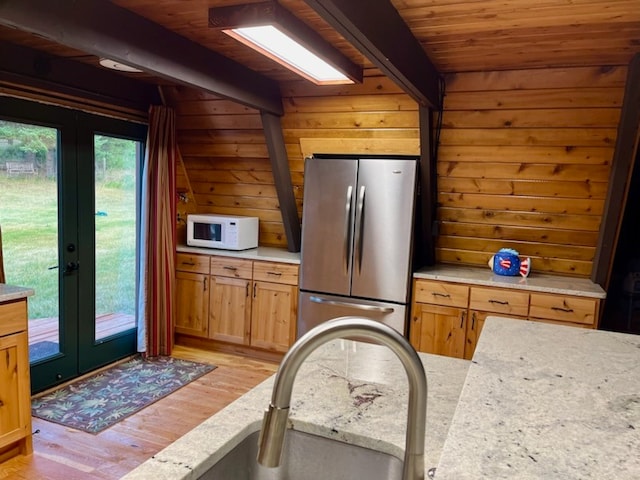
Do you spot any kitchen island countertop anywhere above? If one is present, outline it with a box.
[121,339,470,479]
[0,284,34,303]
[123,317,639,479]
[436,316,640,479]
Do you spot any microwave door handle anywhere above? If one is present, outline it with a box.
[344,185,353,274]
[354,185,365,274]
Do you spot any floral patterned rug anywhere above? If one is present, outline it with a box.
[31,356,216,433]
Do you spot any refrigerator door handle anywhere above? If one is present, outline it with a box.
[309,295,395,313]
[354,185,366,274]
[343,185,354,274]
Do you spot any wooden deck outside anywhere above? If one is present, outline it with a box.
[28,313,136,346]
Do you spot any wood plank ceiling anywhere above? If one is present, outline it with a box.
[0,0,637,79]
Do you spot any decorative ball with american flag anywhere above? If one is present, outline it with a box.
[488,248,531,277]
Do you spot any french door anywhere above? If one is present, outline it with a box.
[0,96,147,393]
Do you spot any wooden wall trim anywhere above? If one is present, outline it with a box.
[261,112,301,252]
[592,53,640,288]
[418,105,436,266]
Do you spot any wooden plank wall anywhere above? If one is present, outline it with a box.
[439,66,626,276]
[168,65,628,278]
[163,85,295,248]
[165,72,417,248]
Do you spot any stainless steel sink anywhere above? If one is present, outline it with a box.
[199,429,403,480]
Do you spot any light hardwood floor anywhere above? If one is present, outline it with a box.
[0,345,279,480]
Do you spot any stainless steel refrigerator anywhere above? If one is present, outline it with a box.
[297,154,420,338]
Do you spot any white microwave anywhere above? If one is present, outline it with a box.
[186,214,259,250]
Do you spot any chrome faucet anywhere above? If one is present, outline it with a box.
[257,316,428,480]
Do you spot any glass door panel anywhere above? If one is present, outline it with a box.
[1,96,146,392]
[94,135,139,342]
[0,120,61,363]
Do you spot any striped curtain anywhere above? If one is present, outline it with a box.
[137,105,177,356]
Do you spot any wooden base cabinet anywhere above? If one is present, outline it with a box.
[175,271,209,337]
[250,260,299,353]
[175,254,210,337]
[0,299,33,463]
[464,286,530,359]
[251,281,297,353]
[410,303,467,359]
[175,253,299,355]
[410,279,469,359]
[209,275,252,345]
[411,278,601,360]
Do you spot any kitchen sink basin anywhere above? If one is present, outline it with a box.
[198,429,403,480]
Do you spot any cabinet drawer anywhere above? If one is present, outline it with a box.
[0,300,27,337]
[253,261,299,286]
[210,257,253,279]
[529,293,598,326]
[413,280,469,308]
[469,287,529,316]
[176,253,210,274]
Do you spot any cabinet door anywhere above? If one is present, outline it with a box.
[410,303,466,359]
[251,281,297,353]
[0,332,30,449]
[209,276,251,345]
[464,310,486,360]
[465,310,529,360]
[175,271,209,337]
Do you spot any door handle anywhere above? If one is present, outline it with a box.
[354,185,365,274]
[309,295,394,313]
[344,185,353,275]
[63,261,79,274]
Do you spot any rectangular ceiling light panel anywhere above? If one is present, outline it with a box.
[225,25,352,85]
[210,1,362,86]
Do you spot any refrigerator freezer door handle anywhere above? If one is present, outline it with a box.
[309,295,395,313]
[344,185,353,274]
[354,185,365,274]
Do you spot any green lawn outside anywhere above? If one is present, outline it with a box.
[0,174,136,320]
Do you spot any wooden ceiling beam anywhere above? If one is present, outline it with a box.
[0,41,160,113]
[303,0,442,109]
[0,0,284,115]
[592,53,640,288]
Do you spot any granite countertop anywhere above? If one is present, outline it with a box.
[121,340,470,480]
[0,284,34,303]
[124,317,640,479]
[177,244,300,264]
[436,316,640,479]
[414,264,606,299]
